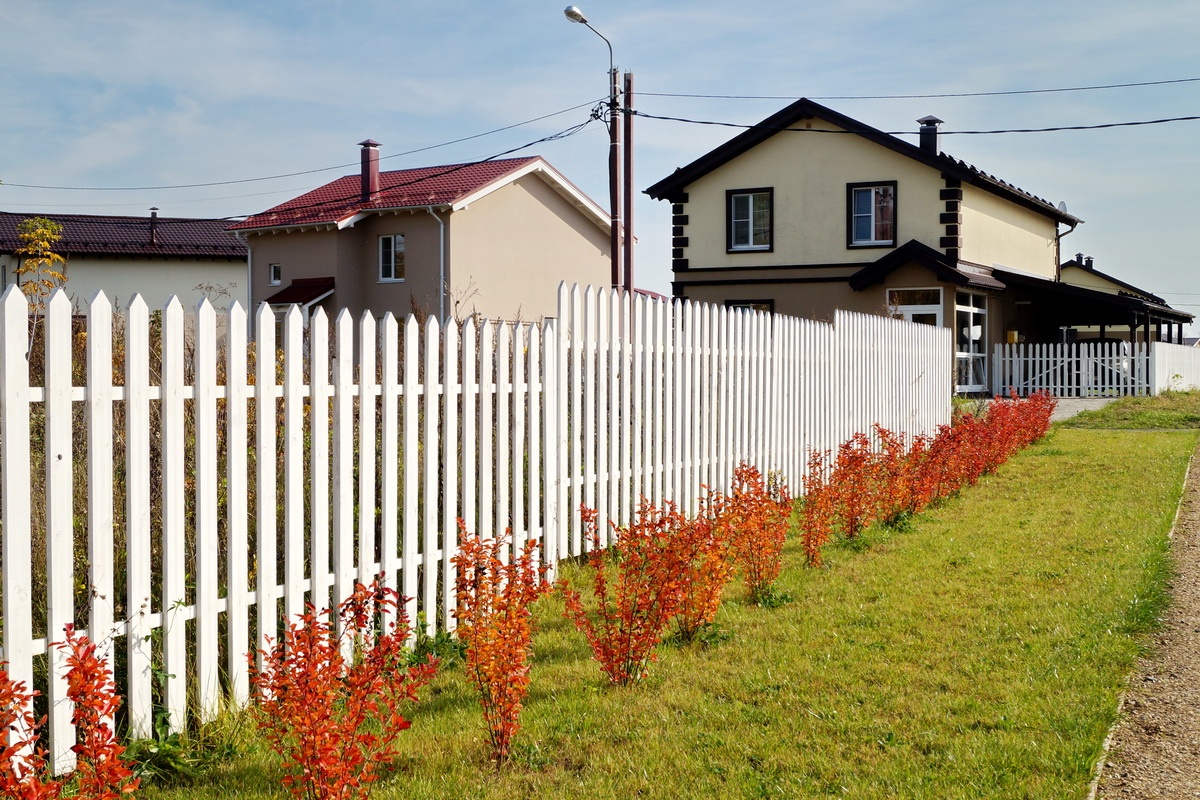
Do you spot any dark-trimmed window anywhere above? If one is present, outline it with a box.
[848,182,896,247]
[379,234,405,282]
[727,188,773,252]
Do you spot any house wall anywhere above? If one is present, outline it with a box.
[243,228,339,312]
[678,262,949,323]
[959,187,1058,278]
[243,213,445,322]
[678,122,946,269]
[0,254,245,313]
[449,174,610,322]
[1059,265,1124,295]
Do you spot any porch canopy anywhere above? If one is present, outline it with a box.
[993,268,1192,343]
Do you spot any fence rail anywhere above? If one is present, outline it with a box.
[0,283,951,771]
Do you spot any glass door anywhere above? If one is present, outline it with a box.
[955,291,987,393]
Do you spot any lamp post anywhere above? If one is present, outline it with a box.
[564,5,626,293]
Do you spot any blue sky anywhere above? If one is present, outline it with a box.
[2,1,1198,326]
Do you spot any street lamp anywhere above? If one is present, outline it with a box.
[564,5,627,293]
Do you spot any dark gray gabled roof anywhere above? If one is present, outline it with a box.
[644,98,1080,226]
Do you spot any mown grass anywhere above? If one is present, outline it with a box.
[139,426,1195,800]
[1061,390,1200,429]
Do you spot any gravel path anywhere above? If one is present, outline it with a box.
[1093,442,1200,799]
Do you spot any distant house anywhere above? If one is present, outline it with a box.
[227,142,612,325]
[0,211,247,312]
[645,98,1191,393]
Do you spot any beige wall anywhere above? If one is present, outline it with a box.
[679,262,948,322]
[1060,265,1124,295]
[0,254,245,313]
[449,174,610,321]
[681,121,946,268]
[959,187,1058,278]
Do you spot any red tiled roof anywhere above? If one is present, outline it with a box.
[228,157,542,232]
[0,212,246,259]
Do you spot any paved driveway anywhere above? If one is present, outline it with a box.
[1050,397,1119,422]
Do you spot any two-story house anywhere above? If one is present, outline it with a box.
[228,142,612,326]
[646,98,1190,393]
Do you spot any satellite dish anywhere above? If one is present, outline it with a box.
[1057,201,1068,213]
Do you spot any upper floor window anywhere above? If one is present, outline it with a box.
[848,182,896,247]
[379,234,405,282]
[727,188,773,252]
[268,263,282,286]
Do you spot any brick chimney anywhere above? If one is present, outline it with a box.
[149,207,159,245]
[917,115,943,154]
[359,139,381,202]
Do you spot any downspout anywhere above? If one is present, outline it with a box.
[238,232,253,337]
[426,205,446,323]
[1054,217,1079,281]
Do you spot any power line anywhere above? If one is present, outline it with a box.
[2,116,599,226]
[640,76,1200,101]
[0,99,605,192]
[628,109,1200,136]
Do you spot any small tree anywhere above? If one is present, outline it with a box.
[14,216,67,348]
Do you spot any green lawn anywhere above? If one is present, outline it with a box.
[1061,390,1200,429]
[140,423,1195,799]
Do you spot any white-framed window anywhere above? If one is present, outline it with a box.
[268,263,282,286]
[379,234,405,282]
[727,188,772,252]
[955,291,988,393]
[887,287,941,327]
[848,182,896,247]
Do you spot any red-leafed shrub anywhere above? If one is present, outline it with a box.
[720,463,794,604]
[2,627,138,800]
[800,450,836,568]
[672,492,736,641]
[827,433,879,539]
[560,503,690,685]
[250,581,437,800]
[452,525,550,765]
[799,393,1057,566]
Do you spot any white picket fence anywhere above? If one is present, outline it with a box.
[0,282,950,772]
[992,340,1200,397]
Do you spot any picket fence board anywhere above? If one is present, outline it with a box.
[226,302,251,707]
[85,292,116,724]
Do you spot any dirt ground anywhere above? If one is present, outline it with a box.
[1092,443,1200,799]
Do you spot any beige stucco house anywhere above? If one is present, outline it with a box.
[646,99,1190,393]
[0,211,247,312]
[228,143,612,325]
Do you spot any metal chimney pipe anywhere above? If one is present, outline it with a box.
[917,115,943,154]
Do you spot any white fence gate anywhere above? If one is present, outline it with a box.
[0,283,951,771]
[992,342,1151,397]
[993,341,1200,397]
